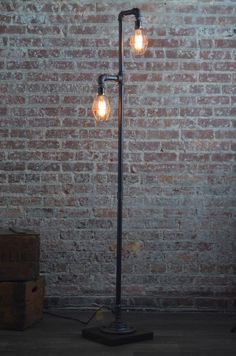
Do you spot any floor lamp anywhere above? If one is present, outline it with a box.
[82,8,153,346]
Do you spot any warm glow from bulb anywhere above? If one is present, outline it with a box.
[134,31,144,50]
[98,97,107,117]
[92,94,110,123]
[130,28,148,56]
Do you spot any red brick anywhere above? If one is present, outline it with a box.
[147,130,179,140]
[41,3,60,12]
[0,107,7,116]
[144,153,177,162]
[180,153,210,162]
[65,49,97,58]
[42,152,74,161]
[0,2,19,11]
[0,140,26,149]
[0,15,11,23]
[62,162,93,172]
[28,95,59,104]
[0,0,235,310]
[45,129,78,139]
[7,61,39,70]
[146,62,178,71]
[196,17,217,25]
[27,25,60,35]
[60,73,93,81]
[27,162,60,171]
[28,141,60,149]
[200,50,232,60]
[147,108,179,117]
[0,25,26,34]
[166,50,197,59]
[212,154,235,162]
[214,62,236,71]
[218,17,236,25]
[61,3,95,13]
[197,96,229,105]
[28,49,60,58]
[164,73,197,82]
[215,108,236,117]
[8,151,41,161]
[199,73,231,83]
[215,39,236,48]
[202,5,235,14]
[197,119,230,128]
[69,25,97,35]
[26,73,59,81]
[199,39,213,48]
[169,27,196,36]
[205,85,221,94]
[180,108,213,117]
[195,141,230,152]
[149,39,179,48]
[0,162,25,171]
[181,130,214,139]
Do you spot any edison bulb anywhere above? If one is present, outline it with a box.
[92,94,110,123]
[130,28,148,56]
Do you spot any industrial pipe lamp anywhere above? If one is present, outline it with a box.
[82,8,153,346]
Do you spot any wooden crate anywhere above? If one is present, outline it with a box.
[0,228,40,281]
[0,277,45,330]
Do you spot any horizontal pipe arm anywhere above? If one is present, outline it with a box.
[118,8,141,20]
[98,74,119,86]
[97,74,120,95]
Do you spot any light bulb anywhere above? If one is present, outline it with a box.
[92,94,110,123]
[130,28,148,56]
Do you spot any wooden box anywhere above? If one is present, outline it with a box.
[0,277,45,330]
[0,229,40,281]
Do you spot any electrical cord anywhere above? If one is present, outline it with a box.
[43,305,112,326]
[44,304,154,326]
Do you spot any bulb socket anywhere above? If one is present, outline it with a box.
[98,86,104,95]
[135,18,142,30]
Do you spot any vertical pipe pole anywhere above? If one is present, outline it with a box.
[115,15,124,322]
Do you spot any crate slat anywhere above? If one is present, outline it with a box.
[0,229,40,281]
[0,277,45,330]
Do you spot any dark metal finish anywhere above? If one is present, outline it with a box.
[98,74,119,86]
[118,8,141,21]
[97,74,119,95]
[135,18,142,29]
[113,9,124,330]
[95,13,126,334]
[82,327,153,346]
[83,8,153,342]
[97,86,104,95]
[100,321,135,335]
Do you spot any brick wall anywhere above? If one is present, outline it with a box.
[0,0,235,311]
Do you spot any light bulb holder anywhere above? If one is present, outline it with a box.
[135,18,142,30]
[98,86,104,95]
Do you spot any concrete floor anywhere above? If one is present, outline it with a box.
[0,311,236,355]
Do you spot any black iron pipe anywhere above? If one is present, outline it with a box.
[118,8,141,20]
[115,13,124,322]
[99,8,143,335]
[97,74,119,95]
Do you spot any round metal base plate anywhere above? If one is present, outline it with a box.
[100,321,136,335]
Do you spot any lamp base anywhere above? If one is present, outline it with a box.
[100,320,136,334]
[82,326,154,346]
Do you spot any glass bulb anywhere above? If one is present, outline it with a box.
[130,28,148,56]
[92,94,110,123]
